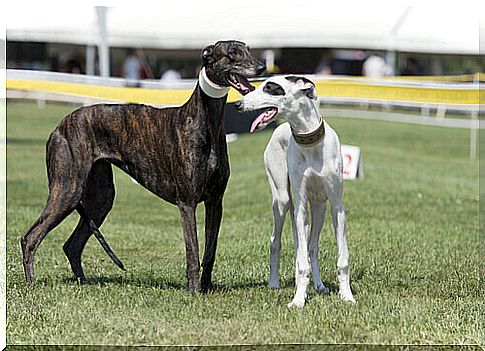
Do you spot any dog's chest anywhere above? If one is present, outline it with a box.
[290,145,338,200]
[291,145,331,176]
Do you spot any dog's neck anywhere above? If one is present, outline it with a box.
[286,101,321,135]
[184,67,229,133]
[286,101,325,147]
[198,67,230,99]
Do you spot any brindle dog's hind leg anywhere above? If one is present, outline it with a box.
[21,192,81,284]
[21,132,85,284]
[63,160,119,283]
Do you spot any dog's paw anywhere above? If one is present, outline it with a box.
[269,280,280,289]
[339,292,356,304]
[287,296,306,309]
[200,283,214,293]
[314,282,329,294]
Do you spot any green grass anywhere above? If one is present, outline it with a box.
[6,101,481,346]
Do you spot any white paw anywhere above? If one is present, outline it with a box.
[287,296,306,308]
[269,280,280,289]
[339,292,356,304]
[314,281,329,294]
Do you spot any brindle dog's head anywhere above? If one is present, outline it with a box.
[201,40,266,95]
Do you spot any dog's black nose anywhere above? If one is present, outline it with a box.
[256,62,266,75]
[234,100,243,111]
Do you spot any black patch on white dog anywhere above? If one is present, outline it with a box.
[285,75,314,86]
[263,82,285,96]
[285,75,316,99]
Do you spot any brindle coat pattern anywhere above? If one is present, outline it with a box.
[21,40,264,293]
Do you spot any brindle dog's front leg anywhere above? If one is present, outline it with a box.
[178,203,200,293]
[201,197,223,292]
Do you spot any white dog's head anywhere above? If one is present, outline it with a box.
[234,75,318,132]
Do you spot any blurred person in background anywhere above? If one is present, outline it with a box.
[362,55,392,78]
[66,52,84,74]
[314,56,332,76]
[123,49,142,81]
[400,57,421,76]
[160,68,182,81]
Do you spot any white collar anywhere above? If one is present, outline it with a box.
[198,67,230,99]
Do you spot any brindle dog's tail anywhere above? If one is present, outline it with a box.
[76,203,126,271]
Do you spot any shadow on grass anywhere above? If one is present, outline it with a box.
[213,279,339,293]
[60,274,342,296]
[60,275,302,292]
[62,275,186,290]
[62,276,277,292]
[211,279,270,292]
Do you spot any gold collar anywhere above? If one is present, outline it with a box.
[291,116,325,147]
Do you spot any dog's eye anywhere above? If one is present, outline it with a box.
[263,82,285,96]
[228,49,241,61]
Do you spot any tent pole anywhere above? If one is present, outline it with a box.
[96,6,109,78]
[388,6,412,75]
[86,45,95,76]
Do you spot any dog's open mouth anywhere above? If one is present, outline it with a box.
[250,107,278,133]
[227,73,255,95]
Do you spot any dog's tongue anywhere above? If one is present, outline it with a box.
[250,108,278,133]
[230,74,255,95]
[238,75,255,93]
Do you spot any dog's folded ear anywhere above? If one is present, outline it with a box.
[202,45,215,66]
[303,84,318,100]
[299,81,318,100]
[286,75,318,100]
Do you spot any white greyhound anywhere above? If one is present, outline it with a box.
[235,75,355,308]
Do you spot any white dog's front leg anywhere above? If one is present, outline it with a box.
[288,200,310,308]
[331,202,355,303]
[269,198,288,289]
[309,201,329,294]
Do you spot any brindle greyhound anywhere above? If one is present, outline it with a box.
[21,40,265,293]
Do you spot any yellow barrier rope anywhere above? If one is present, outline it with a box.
[7,77,481,105]
[7,79,247,105]
[313,81,479,105]
[383,73,483,82]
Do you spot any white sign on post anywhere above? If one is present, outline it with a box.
[341,145,363,180]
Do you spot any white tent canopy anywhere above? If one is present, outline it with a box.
[6,1,481,55]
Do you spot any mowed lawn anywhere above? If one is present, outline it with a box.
[6,101,481,346]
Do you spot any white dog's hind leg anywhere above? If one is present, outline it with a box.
[308,201,329,294]
[330,197,355,303]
